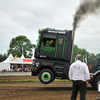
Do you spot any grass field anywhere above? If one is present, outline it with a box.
[0,78,69,82]
[0,75,70,82]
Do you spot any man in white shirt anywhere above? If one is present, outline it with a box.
[69,54,90,100]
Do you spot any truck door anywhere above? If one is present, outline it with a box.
[55,31,72,62]
[55,34,66,60]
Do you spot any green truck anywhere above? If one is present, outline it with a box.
[31,27,100,90]
[31,28,73,84]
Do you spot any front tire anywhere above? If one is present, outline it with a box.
[39,69,54,84]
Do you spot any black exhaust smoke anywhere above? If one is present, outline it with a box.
[73,0,100,31]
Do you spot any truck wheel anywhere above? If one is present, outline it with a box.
[39,69,54,84]
[94,75,100,90]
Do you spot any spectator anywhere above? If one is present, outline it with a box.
[69,54,90,100]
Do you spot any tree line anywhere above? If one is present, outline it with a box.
[0,35,100,67]
[73,45,99,66]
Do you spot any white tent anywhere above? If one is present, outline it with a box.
[0,53,33,71]
[11,54,24,64]
[0,53,13,71]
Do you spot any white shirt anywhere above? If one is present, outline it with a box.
[69,60,90,81]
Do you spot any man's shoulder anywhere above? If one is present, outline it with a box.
[71,60,87,66]
[81,62,87,66]
[70,62,76,66]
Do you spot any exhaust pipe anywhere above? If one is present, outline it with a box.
[70,30,75,63]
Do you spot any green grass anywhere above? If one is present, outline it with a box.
[54,79,69,82]
[0,79,69,82]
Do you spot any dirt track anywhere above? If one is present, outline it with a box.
[0,76,100,100]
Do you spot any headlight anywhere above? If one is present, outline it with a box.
[33,61,35,65]
[35,62,40,67]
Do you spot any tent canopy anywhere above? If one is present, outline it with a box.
[0,53,33,71]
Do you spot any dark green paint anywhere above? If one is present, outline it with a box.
[55,40,58,57]
[62,41,65,58]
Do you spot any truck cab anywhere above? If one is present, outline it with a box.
[31,28,73,84]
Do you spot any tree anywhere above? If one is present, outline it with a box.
[0,53,8,62]
[72,44,98,66]
[72,45,89,64]
[72,45,78,62]
[7,35,36,58]
[88,53,98,66]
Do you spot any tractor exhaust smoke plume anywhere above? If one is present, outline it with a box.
[73,0,100,31]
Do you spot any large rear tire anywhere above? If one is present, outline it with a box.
[94,75,100,90]
[39,69,54,84]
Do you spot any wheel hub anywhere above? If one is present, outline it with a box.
[42,72,51,81]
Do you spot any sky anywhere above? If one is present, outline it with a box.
[0,0,100,55]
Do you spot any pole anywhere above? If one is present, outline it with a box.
[22,46,23,71]
[70,30,75,63]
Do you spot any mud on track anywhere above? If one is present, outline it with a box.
[0,76,100,100]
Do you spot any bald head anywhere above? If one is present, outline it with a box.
[76,54,82,61]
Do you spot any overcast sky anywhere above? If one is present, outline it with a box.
[0,0,100,55]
